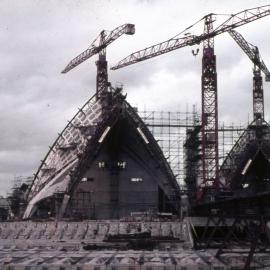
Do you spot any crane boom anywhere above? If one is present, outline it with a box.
[62,23,135,74]
[62,23,135,98]
[111,5,270,70]
[228,30,270,81]
[228,29,270,122]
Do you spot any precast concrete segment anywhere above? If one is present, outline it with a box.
[0,249,269,269]
[0,220,191,244]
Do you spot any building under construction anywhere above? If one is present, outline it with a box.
[24,88,180,220]
[2,4,270,270]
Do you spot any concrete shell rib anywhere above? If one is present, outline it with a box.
[24,94,102,218]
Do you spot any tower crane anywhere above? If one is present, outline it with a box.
[111,5,270,201]
[228,29,270,124]
[62,24,135,98]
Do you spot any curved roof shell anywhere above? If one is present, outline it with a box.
[24,89,180,219]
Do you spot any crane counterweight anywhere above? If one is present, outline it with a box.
[125,24,135,35]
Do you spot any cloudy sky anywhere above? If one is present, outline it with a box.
[0,0,270,195]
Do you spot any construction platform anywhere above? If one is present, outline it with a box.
[0,219,269,269]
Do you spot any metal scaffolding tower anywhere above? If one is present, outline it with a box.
[139,108,245,187]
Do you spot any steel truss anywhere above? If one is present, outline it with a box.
[193,213,270,269]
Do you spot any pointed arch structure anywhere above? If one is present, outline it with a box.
[220,120,270,194]
[24,88,180,219]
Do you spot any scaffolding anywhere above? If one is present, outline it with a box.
[139,108,245,187]
[139,109,198,186]
[9,110,246,203]
[12,176,34,190]
[6,176,34,219]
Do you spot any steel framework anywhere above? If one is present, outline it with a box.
[192,213,270,270]
[139,108,245,188]
[139,108,199,186]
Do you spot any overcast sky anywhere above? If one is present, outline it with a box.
[0,0,270,195]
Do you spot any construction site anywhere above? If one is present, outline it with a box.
[2,4,270,270]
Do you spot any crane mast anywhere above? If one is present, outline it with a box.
[96,30,108,98]
[62,24,135,98]
[228,29,270,124]
[111,5,270,202]
[201,14,219,195]
[253,48,264,123]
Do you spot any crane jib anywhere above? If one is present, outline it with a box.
[62,23,135,74]
[111,5,270,70]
